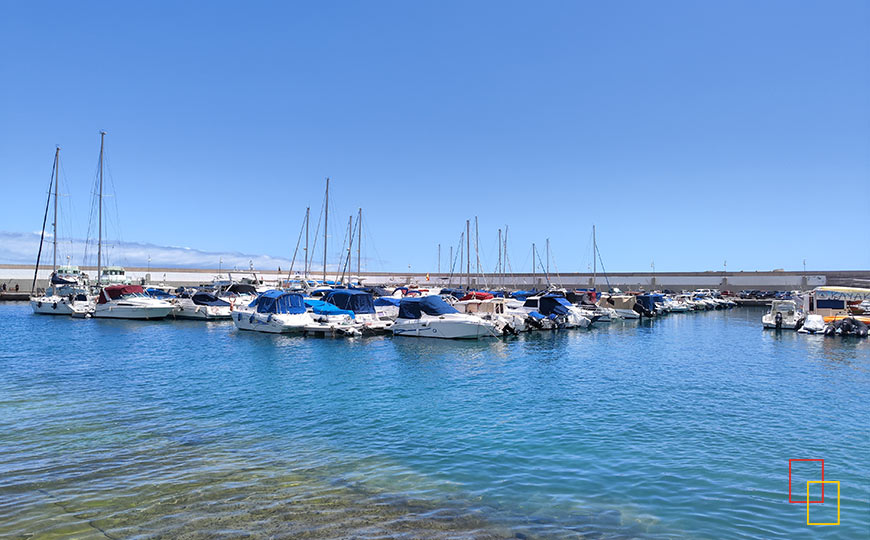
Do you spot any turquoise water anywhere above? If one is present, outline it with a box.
[1,304,868,539]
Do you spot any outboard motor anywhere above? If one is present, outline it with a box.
[775,312,783,329]
[794,317,805,332]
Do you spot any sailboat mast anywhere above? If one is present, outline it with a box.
[437,243,441,274]
[592,225,597,289]
[304,206,309,278]
[97,131,105,285]
[497,229,502,288]
[357,208,362,278]
[345,215,353,284]
[467,220,473,289]
[52,147,59,273]
[474,216,480,277]
[322,178,329,282]
[532,243,536,291]
[546,238,550,277]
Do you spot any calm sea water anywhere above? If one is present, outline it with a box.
[1,304,868,539]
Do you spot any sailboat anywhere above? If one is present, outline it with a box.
[30,147,95,316]
[90,132,173,320]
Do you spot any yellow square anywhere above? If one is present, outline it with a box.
[806,481,840,525]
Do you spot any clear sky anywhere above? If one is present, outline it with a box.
[1,1,868,273]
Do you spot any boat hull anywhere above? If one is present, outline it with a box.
[392,319,500,339]
[94,305,172,320]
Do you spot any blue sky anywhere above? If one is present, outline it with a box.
[1,1,868,273]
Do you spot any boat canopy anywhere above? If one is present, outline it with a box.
[510,290,537,301]
[192,292,230,307]
[636,294,664,312]
[99,285,145,304]
[398,296,459,319]
[374,297,401,307]
[304,299,354,318]
[250,290,306,314]
[538,295,572,316]
[460,291,494,301]
[146,288,175,299]
[439,288,466,298]
[51,273,79,285]
[324,289,376,314]
[226,283,258,295]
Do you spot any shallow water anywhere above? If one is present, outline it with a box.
[1,304,868,539]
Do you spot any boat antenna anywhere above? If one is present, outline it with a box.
[31,149,58,294]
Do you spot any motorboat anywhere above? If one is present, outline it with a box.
[324,289,393,333]
[233,290,313,334]
[454,297,526,333]
[597,293,641,319]
[374,296,401,320]
[171,291,232,320]
[216,282,259,310]
[797,314,826,334]
[93,285,174,320]
[521,294,595,329]
[392,296,501,339]
[762,300,802,329]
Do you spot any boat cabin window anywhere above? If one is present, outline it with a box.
[523,299,538,308]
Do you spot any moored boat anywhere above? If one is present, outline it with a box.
[94,285,174,320]
[392,296,501,339]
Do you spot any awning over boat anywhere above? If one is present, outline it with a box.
[459,291,494,301]
[398,296,459,319]
[324,289,376,314]
[305,299,355,317]
[99,285,145,304]
[192,292,230,307]
[251,290,306,314]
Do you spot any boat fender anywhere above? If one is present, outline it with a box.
[249,314,255,324]
[775,312,783,329]
[37,301,42,307]
[52,302,57,309]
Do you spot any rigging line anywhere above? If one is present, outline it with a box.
[549,245,564,288]
[310,194,325,274]
[360,212,385,272]
[595,242,611,289]
[446,229,463,286]
[288,211,307,277]
[533,245,550,286]
[31,156,57,293]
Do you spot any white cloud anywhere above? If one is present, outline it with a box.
[0,231,302,270]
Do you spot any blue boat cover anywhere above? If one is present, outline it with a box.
[438,288,466,298]
[636,294,664,312]
[304,299,354,317]
[146,288,175,299]
[538,295,572,316]
[251,290,306,314]
[398,296,459,319]
[192,292,230,307]
[374,297,401,307]
[324,289,376,314]
[510,290,538,301]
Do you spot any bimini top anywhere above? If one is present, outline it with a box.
[398,296,458,319]
[460,291,494,301]
[324,289,376,314]
[192,292,230,307]
[374,297,401,307]
[249,290,306,314]
[305,299,355,318]
[226,283,258,295]
[99,285,145,304]
[538,295,573,316]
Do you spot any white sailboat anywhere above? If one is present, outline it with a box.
[30,147,95,316]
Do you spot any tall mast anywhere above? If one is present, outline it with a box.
[503,226,508,289]
[449,246,453,287]
[497,229,502,288]
[437,243,441,274]
[532,243,536,291]
[592,225,597,289]
[466,219,471,289]
[52,147,60,273]
[97,131,105,285]
[304,206,309,277]
[357,207,362,278]
[345,215,353,283]
[474,216,480,277]
[322,177,329,282]
[545,238,550,278]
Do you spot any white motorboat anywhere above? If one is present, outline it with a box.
[392,296,501,339]
[520,294,594,329]
[454,297,527,333]
[323,289,393,334]
[233,290,314,334]
[171,291,232,320]
[597,293,640,319]
[216,282,260,310]
[762,300,802,329]
[94,285,174,320]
